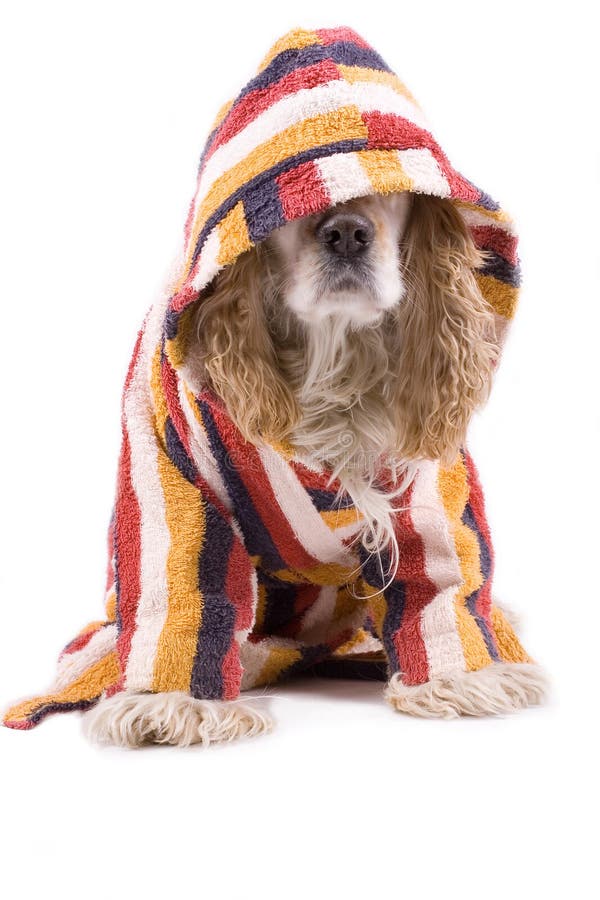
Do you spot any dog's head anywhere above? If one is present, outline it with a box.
[268,192,412,327]
[191,191,498,465]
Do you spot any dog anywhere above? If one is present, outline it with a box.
[3,26,546,746]
[192,191,496,566]
[81,192,544,748]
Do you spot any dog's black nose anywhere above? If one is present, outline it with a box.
[315,212,375,257]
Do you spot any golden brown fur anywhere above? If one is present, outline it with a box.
[191,193,498,560]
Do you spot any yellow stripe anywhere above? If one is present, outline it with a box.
[150,343,169,435]
[105,589,117,622]
[4,651,120,724]
[333,584,363,623]
[338,65,419,106]
[257,28,321,71]
[164,303,199,371]
[265,436,297,460]
[333,628,367,655]
[357,148,412,194]
[257,646,302,684]
[184,106,369,276]
[152,447,205,692]
[491,606,530,664]
[438,457,492,671]
[217,200,253,265]
[476,273,519,320]
[271,561,360,586]
[320,506,362,530]
[209,97,235,133]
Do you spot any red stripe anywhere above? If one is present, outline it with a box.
[169,284,200,315]
[161,353,196,460]
[61,626,102,658]
[289,458,342,493]
[4,718,35,730]
[470,225,518,265]
[220,539,255,699]
[123,324,145,395]
[221,643,242,701]
[362,112,481,203]
[113,429,142,687]
[209,400,320,570]
[276,159,331,220]
[205,61,342,162]
[104,514,115,595]
[390,481,433,684]
[227,537,256,634]
[278,584,321,638]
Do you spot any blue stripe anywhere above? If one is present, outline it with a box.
[306,486,355,512]
[189,136,368,270]
[359,543,402,673]
[243,176,286,244]
[190,502,236,699]
[258,570,299,634]
[479,251,521,287]
[381,580,405,674]
[462,502,499,661]
[164,416,198,484]
[239,42,391,102]
[198,398,288,571]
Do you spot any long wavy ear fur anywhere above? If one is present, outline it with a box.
[394,194,499,464]
[193,246,300,444]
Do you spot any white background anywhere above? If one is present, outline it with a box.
[1,1,598,897]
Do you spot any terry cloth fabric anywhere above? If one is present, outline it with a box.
[4,25,529,731]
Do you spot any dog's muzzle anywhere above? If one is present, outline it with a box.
[315,211,375,258]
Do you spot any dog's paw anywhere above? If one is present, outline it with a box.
[83,690,273,748]
[384,663,548,719]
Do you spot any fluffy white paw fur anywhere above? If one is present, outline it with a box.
[83,691,273,748]
[385,663,548,719]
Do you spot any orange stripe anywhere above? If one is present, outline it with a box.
[151,448,205,693]
[256,646,302,684]
[184,106,369,276]
[437,457,492,671]
[3,651,119,724]
[491,606,531,664]
[257,28,321,71]
[476,272,519,320]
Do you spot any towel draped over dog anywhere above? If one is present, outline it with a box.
[4,25,531,731]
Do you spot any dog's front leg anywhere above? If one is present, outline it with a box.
[367,452,547,718]
[82,358,272,748]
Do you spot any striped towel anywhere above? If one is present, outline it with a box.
[3,25,530,731]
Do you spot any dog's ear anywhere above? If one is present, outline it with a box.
[394,194,499,464]
[192,247,300,444]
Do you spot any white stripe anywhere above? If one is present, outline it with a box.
[240,634,300,690]
[177,379,233,513]
[396,148,451,197]
[240,640,272,690]
[298,585,339,642]
[122,297,172,691]
[316,151,373,203]
[257,443,359,565]
[234,567,259,649]
[52,624,118,692]
[457,205,517,235]
[410,461,466,677]
[191,79,427,222]
[191,226,221,290]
